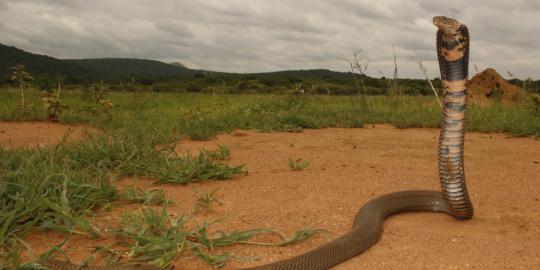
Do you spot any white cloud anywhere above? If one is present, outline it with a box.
[0,0,538,79]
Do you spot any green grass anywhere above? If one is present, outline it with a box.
[193,188,221,214]
[94,205,326,268]
[0,88,538,268]
[0,130,246,268]
[121,185,167,205]
[0,88,538,138]
[288,158,311,171]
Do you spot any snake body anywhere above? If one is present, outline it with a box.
[38,16,473,270]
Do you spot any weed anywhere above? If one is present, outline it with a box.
[147,149,245,185]
[201,145,231,161]
[276,227,329,246]
[8,64,34,114]
[0,131,244,267]
[193,250,230,268]
[98,206,320,268]
[83,82,114,117]
[41,84,68,122]
[121,186,166,205]
[193,188,221,214]
[288,158,311,171]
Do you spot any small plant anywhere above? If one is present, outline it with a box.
[193,188,221,213]
[41,83,68,122]
[150,148,245,185]
[527,95,540,117]
[41,199,104,238]
[288,158,311,171]
[201,145,231,161]
[338,50,370,99]
[100,205,319,268]
[276,226,329,246]
[121,186,166,205]
[411,58,442,108]
[8,64,34,114]
[83,82,114,117]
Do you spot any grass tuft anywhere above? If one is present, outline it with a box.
[288,158,311,171]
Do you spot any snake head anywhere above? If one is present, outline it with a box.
[433,16,468,56]
[433,16,461,35]
[433,16,467,42]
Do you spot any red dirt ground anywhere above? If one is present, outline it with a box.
[3,123,540,269]
[0,121,96,149]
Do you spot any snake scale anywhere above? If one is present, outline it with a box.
[36,16,473,270]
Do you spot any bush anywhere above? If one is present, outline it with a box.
[185,83,203,93]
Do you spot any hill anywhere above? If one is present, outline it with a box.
[3,43,536,95]
[0,43,374,84]
[0,44,95,78]
[169,62,189,69]
[66,58,197,78]
[0,43,198,80]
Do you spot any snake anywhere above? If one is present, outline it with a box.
[240,15,475,270]
[34,16,473,270]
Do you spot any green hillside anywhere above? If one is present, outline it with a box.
[0,43,197,80]
[1,43,537,94]
[0,44,95,78]
[169,61,189,69]
[66,58,197,78]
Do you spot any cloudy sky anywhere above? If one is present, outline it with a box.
[1,0,538,79]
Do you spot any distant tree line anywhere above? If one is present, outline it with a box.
[2,68,539,96]
[2,43,538,95]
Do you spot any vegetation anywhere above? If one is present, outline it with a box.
[0,44,538,268]
[288,158,311,171]
[193,188,221,214]
[0,122,328,268]
[41,84,68,122]
[0,44,93,80]
[8,64,34,114]
[120,185,166,205]
[2,43,538,95]
[65,58,197,78]
[0,89,538,268]
[0,88,538,138]
[98,206,326,268]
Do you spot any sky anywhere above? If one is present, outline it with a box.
[1,0,539,79]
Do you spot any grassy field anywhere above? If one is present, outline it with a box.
[0,88,539,268]
[2,88,539,138]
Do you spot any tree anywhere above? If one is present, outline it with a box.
[338,50,369,100]
[9,64,34,112]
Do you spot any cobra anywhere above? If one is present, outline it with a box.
[241,15,474,270]
[36,15,473,270]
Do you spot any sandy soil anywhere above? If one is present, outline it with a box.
[0,121,96,149]
[7,123,540,269]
